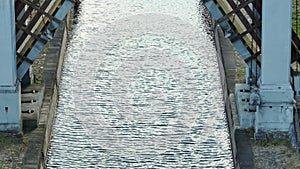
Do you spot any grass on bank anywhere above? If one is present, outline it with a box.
[0,136,13,150]
[0,135,28,169]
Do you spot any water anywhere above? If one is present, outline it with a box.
[47,0,233,168]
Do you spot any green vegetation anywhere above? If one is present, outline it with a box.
[293,0,300,35]
[236,67,245,83]
[255,139,292,148]
[287,162,300,169]
[0,136,13,150]
[0,135,28,168]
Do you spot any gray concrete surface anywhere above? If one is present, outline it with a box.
[215,26,255,169]
[22,23,68,169]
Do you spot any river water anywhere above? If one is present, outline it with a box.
[47,0,233,168]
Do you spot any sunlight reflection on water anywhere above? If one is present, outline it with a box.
[47,0,233,168]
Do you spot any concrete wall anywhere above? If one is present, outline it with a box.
[214,25,239,169]
[22,16,69,169]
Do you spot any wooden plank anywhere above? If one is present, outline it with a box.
[216,0,260,54]
[17,0,62,58]
[226,0,261,53]
[17,0,52,53]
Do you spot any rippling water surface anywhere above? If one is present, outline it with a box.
[47,0,233,168]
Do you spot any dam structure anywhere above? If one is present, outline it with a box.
[1,0,300,168]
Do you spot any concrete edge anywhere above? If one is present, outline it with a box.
[214,25,239,169]
[214,25,255,168]
[22,19,69,169]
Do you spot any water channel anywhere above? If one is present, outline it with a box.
[47,0,233,168]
